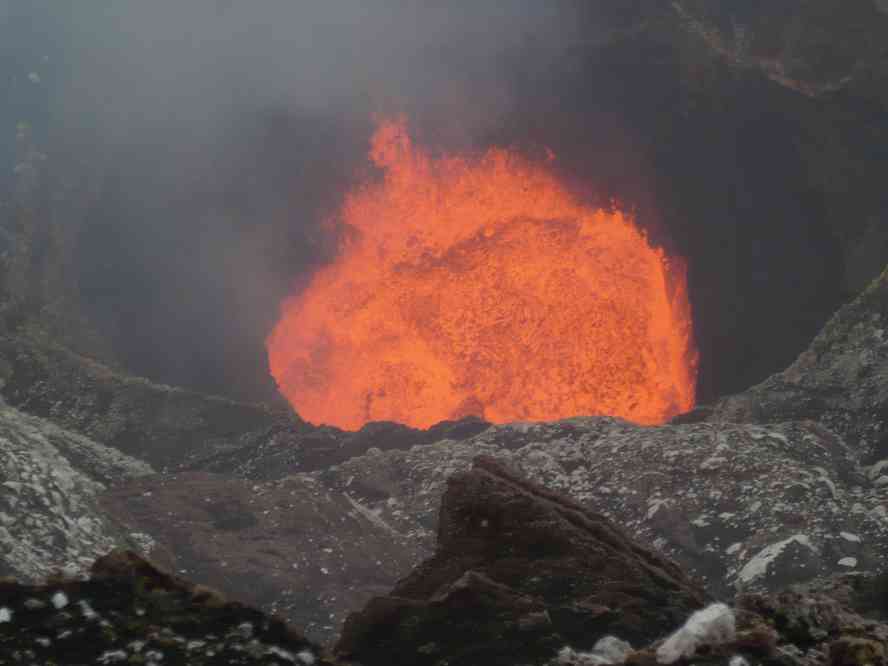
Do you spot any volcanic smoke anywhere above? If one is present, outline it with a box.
[268,118,697,430]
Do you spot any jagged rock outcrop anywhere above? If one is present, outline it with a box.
[0,549,334,665]
[0,335,291,469]
[671,0,888,103]
[330,411,888,591]
[334,458,888,666]
[335,456,707,666]
[703,266,888,462]
[105,411,887,643]
[735,573,888,666]
[190,415,490,479]
[0,402,153,581]
[0,267,886,656]
[8,481,888,666]
[0,235,882,649]
[100,268,888,644]
[0,333,490,473]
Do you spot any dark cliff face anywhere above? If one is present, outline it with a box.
[498,0,888,402]
[705,265,888,462]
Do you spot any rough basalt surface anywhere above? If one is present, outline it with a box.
[0,550,334,665]
[100,470,424,641]
[0,333,490,475]
[336,456,708,666]
[0,402,153,581]
[734,573,888,666]
[0,334,290,470]
[704,266,888,463]
[97,268,888,644]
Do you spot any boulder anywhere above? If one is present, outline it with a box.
[336,456,707,666]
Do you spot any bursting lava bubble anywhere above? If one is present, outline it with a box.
[268,118,697,430]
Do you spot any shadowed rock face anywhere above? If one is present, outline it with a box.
[0,332,490,474]
[336,457,707,666]
[703,266,888,463]
[0,335,292,469]
[0,550,334,665]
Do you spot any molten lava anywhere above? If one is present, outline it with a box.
[268,118,697,430]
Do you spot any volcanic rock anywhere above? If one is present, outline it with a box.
[2,263,888,656]
[99,470,423,641]
[734,573,888,666]
[0,334,291,469]
[0,402,153,581]
[95,268,888,643]
[335,456,707,666]
[191,415,490,479]
[0,549,334,665]
[0,260,884,648]
[669,0,888,103]
[0,332,490,475]
[316,414,882,595]
[705,265,888,462]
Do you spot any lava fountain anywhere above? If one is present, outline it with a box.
[268,118,697,430]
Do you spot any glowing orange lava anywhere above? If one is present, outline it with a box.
[268,117,697,430]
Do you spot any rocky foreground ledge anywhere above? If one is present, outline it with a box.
[5,458,888,665]
[0,266,885,649]
[334,456,888,666]
[0,550,332,665]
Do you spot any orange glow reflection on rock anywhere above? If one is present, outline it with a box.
[268,117,697,430]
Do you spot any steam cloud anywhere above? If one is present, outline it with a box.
[4,2,846,409]
[1,1,591,401]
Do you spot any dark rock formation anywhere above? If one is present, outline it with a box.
[104,409,885,643]
[0,334,289,469]
[191,415,490,479]
[0,549,334,665]
[0,332,489,472]
[1,262,887,656]
[0,334,488,642]
[1,4,887,662]
[705,266,888,463]
[336,456,707,666]
[500,1,888,401]
[90,267,888,644]
[99,470,424,641]
[735,573,888,666]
